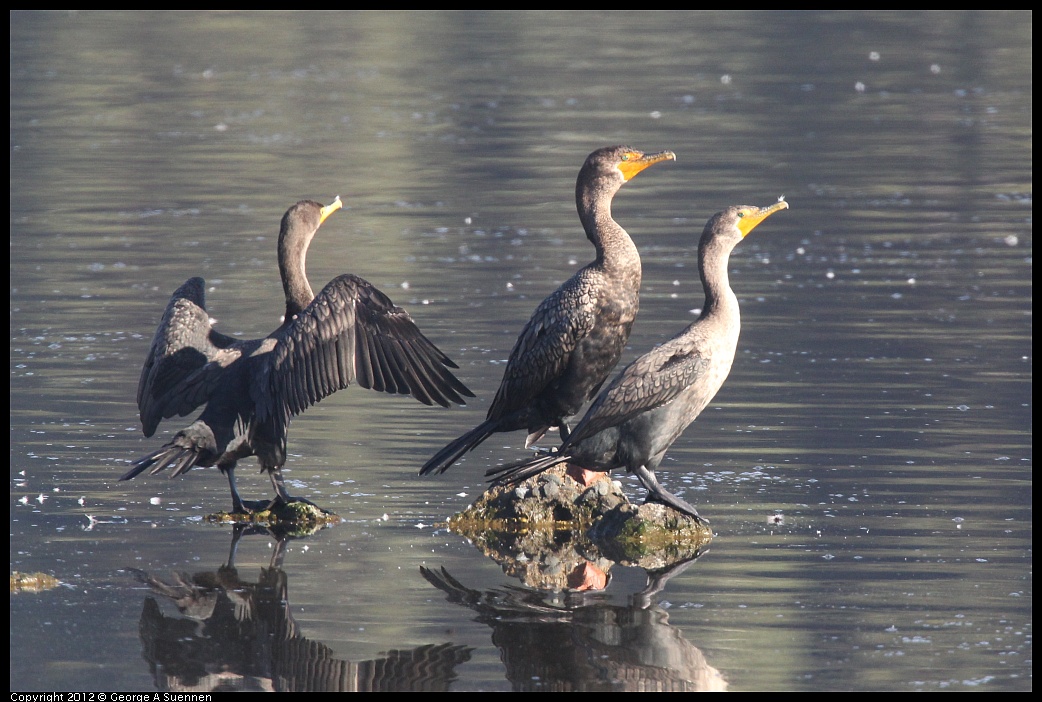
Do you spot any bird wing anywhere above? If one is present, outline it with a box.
[564,335,710,446]
[257,273,472,444]
[487,283,596,420]
[137,277,242,437]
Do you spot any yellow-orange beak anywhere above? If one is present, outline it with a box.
[319,196,344,225]
[618,150,676,181]
[738,199,789,237]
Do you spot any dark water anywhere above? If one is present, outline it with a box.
[10,10,1030,692]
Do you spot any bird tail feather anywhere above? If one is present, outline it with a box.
[484,452,570,487]
[120,444,200,481]
[419,420,499,476]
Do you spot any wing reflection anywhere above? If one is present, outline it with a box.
[128,525,471,692]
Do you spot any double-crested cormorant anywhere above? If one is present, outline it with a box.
[486,201,789,523]
[420,146,675,476]
[121,197,473,513]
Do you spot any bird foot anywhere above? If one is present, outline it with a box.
[266,493,335,516]
[642,493,711,525]
[565,463,609,487]
[229,494,333,517]
[230,498,274,516]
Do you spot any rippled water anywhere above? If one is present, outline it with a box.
[11,10,1031,692]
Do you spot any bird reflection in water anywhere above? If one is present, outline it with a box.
[421,554,725,691]
[127,525,472,692]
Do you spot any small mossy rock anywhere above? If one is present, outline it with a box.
[206,501,340,536]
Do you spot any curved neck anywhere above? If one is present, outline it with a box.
[698,236,739,318]
[278,230,314,322]
[576,178,638,273]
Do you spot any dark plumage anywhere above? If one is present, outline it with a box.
[420,146,675,476]
[486,201,790,523]
[122,197,473,513]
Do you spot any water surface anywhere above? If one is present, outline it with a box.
[10,10,1031,692]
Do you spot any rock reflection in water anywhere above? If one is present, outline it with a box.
[128,525,472,692]
[422,557,724,691]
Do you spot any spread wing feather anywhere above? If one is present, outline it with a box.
[137,277,241,437]
[257,274,472,442]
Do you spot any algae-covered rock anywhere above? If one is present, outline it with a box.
[205,500,340,537]
[11,571,61,594]
[448,465,711,589]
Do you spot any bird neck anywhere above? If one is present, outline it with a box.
[576,184,639,274]
[698,238,739,319]
[278,232,315,322]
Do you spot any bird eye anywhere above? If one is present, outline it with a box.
[621,153,630,161]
